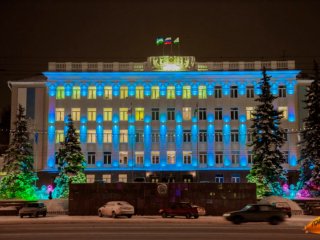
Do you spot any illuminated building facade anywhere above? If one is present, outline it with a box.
[8,56,301,184]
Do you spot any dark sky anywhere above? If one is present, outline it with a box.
[1,0,320,110]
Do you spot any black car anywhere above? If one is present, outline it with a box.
[223,204,286,225]
[19,203,47,218]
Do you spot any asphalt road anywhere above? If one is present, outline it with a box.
[0,216,317,240]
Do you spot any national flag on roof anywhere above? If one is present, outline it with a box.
[173,37,180,44]
[156,37,164,46]
[164,37,172,45]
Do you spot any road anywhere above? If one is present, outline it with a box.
[0,215,317,240]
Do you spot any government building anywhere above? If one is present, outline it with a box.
[8,56,305,185]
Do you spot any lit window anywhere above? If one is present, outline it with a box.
[88,86,96,99]
[183,107,191,121]
[120,86,128,99]
[151,86,159,99]
[182,86,191,99]
[183,151,192,164]
[199,86,207,99]
[104,86,112,100]
[72,86,80,99]
[103,130,112,143]
[55,130,64,143]
[135,108,144,121]
[87,152,96,165]
[88,108,96,121]
[87,130,96,143]
[152,152,160,164]
[56,86,65,99]
[118,173,127,182]
[120,108,128,121]
[167,151,176,164]
[136,86,144,99]
[278,106,288,119]
[120,130,128,143]
[86,174,95,183]
[167,86,176,99]
[71,108,80,121]
[55,108,65,121]
[135,152,144,165]
[246,107,254,120]
[103,108,112,121]
[119,152,128,165]
[102,173,111,182]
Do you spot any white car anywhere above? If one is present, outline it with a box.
[98,201,134,218]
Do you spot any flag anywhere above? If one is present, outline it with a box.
[164,37,172,45]
[173,37,180,44]
[156,37,164,46]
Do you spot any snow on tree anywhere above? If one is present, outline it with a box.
[247,68,287,197]
[298,61,320,196]
[54,115,86,198]
[0,105,38,200]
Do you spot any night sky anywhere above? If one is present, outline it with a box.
[1,0,320,111]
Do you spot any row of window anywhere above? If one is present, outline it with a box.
[55,106,289,122]
[56,85,288,100]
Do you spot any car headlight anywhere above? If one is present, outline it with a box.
[223,213,231,217]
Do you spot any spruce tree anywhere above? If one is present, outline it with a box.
[247,68,287,197]
[0,105,38,200]
[298,61,320,196]
[54,115,86,198]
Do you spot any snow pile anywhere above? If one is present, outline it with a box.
[259,196,303,215]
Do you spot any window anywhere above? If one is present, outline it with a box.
[215,86,222,98]
[103,152,112,165]
[119,152,128,165]
[152,108,159,121]
[87,152,96,165]
[104,86,112,100]
[183,107,192,121]
[136,152,144,165]
[56,86,65,99]
[199,108,207,120]
[283,151,289,164]
[152,152,160,164]
[199,130,207,142]
[183,152,192,164]
[199,86,207,99]
[246,107,254,120]
[283,129,288,141]
[231,108,238,120]
[120,86,128,99]
[72,86,81,99]
[135,108,144,121]
[199,152,207,164]
[88,86,96,99]
[87,130,96,143]
[215,174,224,183]
[183,130,191,142]
[151,86,159,99]
[120,130,128,143]
[136,86,144,99]
[102,174,111,183]
[55,108,65,121]
[231,174,240,183]
[182,86,191,99]
[135,131,144,143]
[247,131,253,143]
[167,131,175,142]
[279,85,286,98]
[248,151,253,164]
[167,108,175,121]
[71,108,80,121]
[118,174,127,183]
[246,86,254,98]
[231,130,239,142]
[56,130,64,143]
[167,151,175,164]
[152,131,160,143]
[278,106,288,119]
[215,151,223,164]
[86,175,95,183]
[103,108,112,121]
[120,108,128,121]
[103,130,112,143]
[215,130,223,142]
[167,86,176,99]
[215,108,222,120]
[88,108,96,121]
[230,86,238,98]
[231,151,239,164]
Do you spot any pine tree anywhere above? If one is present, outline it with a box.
[298,61,320,196]
[54,115,86,198]
[0,105,38,200]
[247,68,287,197]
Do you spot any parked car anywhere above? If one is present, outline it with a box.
[271,202,292,218]
[98,201,134,218]
[159,202,199,219]
[19,202,47,218]
[192,205,206,216]
[223,204,286,225]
